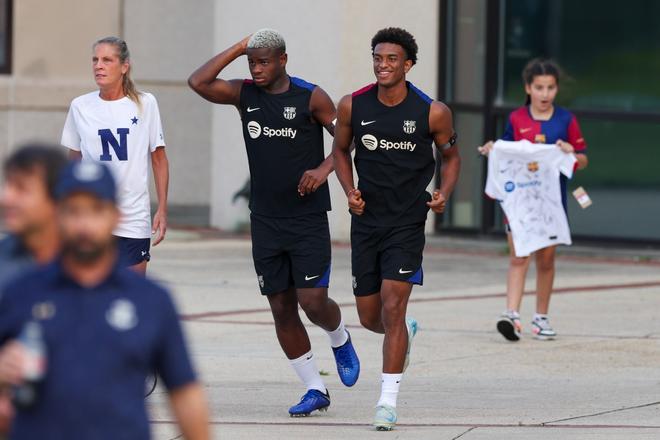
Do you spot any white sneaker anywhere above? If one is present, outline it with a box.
[373,404,397,431]
[531,316,557,340]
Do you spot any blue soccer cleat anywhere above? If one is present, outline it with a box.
[288,389,330,417]
[332,330,360,387]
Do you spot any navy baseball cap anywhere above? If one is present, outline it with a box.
[55,161,116,203]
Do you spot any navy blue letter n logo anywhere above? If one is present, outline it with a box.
[98,128,129,161]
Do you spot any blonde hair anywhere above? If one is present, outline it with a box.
[93,36,141,109]
[248,29,286,52]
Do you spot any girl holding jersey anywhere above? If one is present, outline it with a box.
[478,58,589,341]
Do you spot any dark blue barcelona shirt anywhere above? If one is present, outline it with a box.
[0,259,196,440]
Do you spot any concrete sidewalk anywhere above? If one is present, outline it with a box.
[146,234,660,439]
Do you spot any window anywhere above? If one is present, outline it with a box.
[497,0,660,241]
[568,118,660,240]
[499,0,660,113]
[439,0,489,231]
[440,0,660,242]
[0,0,11,74]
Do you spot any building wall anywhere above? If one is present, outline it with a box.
[0,0,214,217]
[0,0,441,240]
[209,0,441,240]
[0,0,121,161]
[124,0,214,209]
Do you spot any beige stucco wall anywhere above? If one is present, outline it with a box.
[209,0,441,240]
[0,0,441,239]
[0,0,120,160]
[0,0,214,209]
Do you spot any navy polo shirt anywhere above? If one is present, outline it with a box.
[0,258,197,440]
[0,235,34,291]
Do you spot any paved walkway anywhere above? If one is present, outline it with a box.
[146,233,660,439]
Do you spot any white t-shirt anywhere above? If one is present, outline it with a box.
[485,139,577,257]
[61,91,165,239]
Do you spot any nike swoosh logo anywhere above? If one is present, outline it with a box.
[305,275,320,281]
[246,107,260,112]
[361,120,376,126]
[520,127,532,133]
[399,269,413,274]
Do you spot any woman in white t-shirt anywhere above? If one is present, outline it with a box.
[61,36,169,275]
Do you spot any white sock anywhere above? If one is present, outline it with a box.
[533,313,548,321]
[326,318,349,348]
[377,373,402,408]
[290,351,326,393]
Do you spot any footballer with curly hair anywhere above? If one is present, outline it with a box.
[332,27,461,430]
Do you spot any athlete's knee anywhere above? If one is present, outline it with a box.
[356,295,383,331]
[358,309,381,332]
[297,290,328,320]
[381,297,406,329]
[271,307,299,326]
[268,292,299,325]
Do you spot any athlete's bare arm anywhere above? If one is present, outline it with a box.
[310,86,338,137]
[188,36,251,107]
[427,101,461,214]
[332,95,365,215]
[297,86,337,195]
[151,147,169,246]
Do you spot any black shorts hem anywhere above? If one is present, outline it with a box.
[259,283,295,296]
[382,267,423,286]
[353,267,423,297]
[353,288,380,297]
[116,236,151,266]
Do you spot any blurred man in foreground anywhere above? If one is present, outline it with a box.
[0,144,67,437]
[0,161,209,439]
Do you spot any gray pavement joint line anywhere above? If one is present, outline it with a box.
[451,426,476,439]
[187,319,660,341]
[401,243,660,267]
[541,400,660,426]
[179,280,660,321]
[150,420,660,429]
[334,240,660,267]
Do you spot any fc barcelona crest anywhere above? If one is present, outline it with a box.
[283,107,296,120]
[403,120,416,134]
[527,161,539,172]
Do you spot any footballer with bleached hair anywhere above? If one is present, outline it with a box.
[188,30,360,417]
[246,28,286,51]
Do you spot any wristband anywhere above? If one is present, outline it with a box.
[441,132,458,150]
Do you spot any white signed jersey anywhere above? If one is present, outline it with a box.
[485,140,577,257]
[61,92,165,239]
